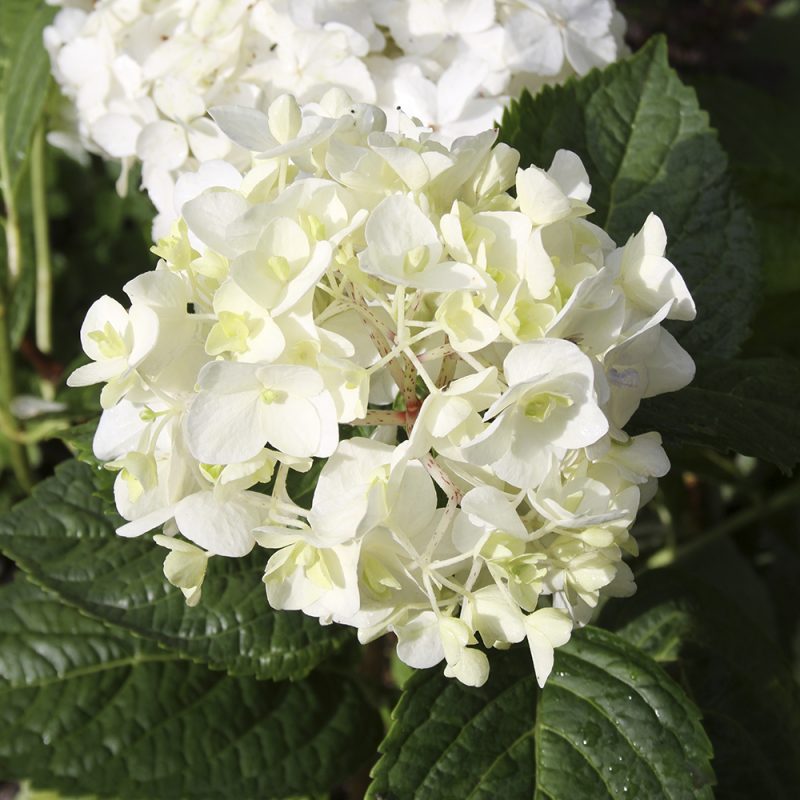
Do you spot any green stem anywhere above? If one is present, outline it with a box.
[0,298,33,492]
[645,478,800,570]
[0,111,33,491]
[0,126,21,285]
[31,123,53,355]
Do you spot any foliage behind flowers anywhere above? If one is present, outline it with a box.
[1,1,800,799]
[44,0,627,236]
[67,90,695,688]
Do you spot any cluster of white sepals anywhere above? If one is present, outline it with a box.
[45,0,627,237]
[69,89,696,688]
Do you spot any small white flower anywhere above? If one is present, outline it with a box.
[603,308,696,427]
[501,0,623,77]
[525,606,573,687]
[66,295,159,408]
[172,489,272,558]
[609,213,697,322]
[153,534,211,606]
[186,361,339,463]
[464,338,609,488]
[262,539,363,623]
[516,149,593,227]
[439,616,490,687]
[361,194,485,291]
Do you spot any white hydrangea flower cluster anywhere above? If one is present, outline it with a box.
[69,92,695,687]
[45,0,627,237]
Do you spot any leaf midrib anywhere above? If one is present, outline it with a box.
[0,652,178,694]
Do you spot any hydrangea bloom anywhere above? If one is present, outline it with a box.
[69,92,695,687]
[45,0,627,237]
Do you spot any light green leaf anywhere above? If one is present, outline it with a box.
[368,627,714,799]
[630,357,800,472]
[0,458,352,681]
[7,205,36,346]
[0,0,55,187]
[0,0,39,65]
[0,576,381,799]
[499,36,760,359]
[17,783,98,800]
[603,560,800,799]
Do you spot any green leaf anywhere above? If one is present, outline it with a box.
[630,357,800,472]
[499,36,760,359]
[58,420,107,471]
[8,195,36,346]
[0,576,382,798]
[681,5,800,358]
[17,783,99,800]
[0,0,55,187]
[743,290,800,360]
[603,562,800,799]
[368,627,714,799]
[688,5,800,301]
[0,459,351,681]
[0,0,38,67]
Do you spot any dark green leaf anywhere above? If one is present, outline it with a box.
[368,627,714,799]
[680,5,800,357]
[603,560,800,800]
[743,290,800,360]
[688,5,800,301]
[0,576,381,798]
[630,357,800,472]
[499,36,760,359]
[0,459,351,681]
[59,420,106,470]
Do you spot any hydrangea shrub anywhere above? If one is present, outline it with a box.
[1,2,798,798]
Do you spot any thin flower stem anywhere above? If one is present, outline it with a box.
[422,493,460,562]
[644,478,800,571]
[395,286,406,335]
[31,123,53,355]
[427,568,468,599]
[364,326,438,376]
[272,462,290,501]
[422,572,443,616]
[349,409,407,427]
[459,350,492,374]
[422,453,462,502]
[418,344,455,362]
[401,351,419,418]
[428,551,473,571]
[0,417,70,444]
[435,351,458,389]
[404,346,436,393]
[348,283,406,389]
[462,554,485,594]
